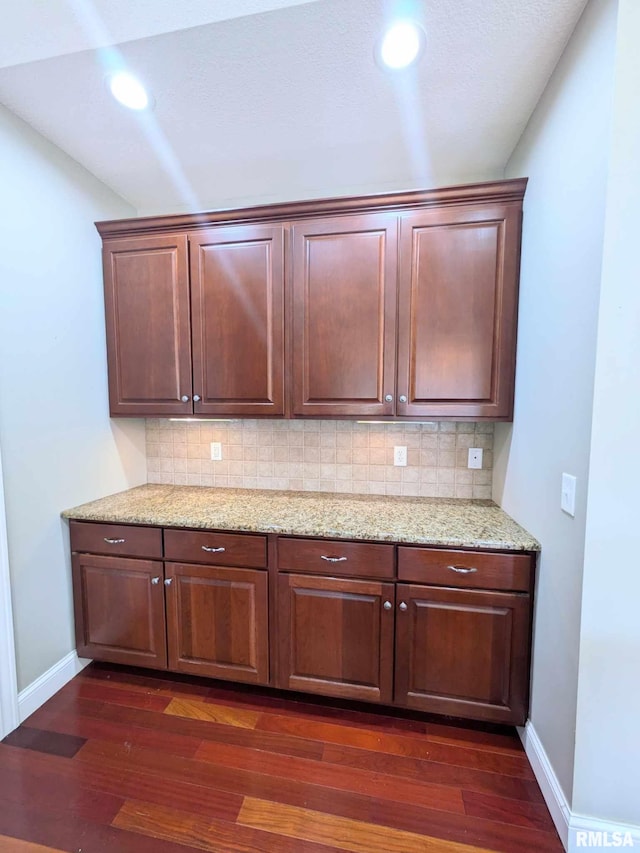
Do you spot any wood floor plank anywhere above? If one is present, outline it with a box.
[321,742,546,804]
[62,696,325,760]
[83,665,524,755]
[195,739,465,814]
[462,790,558,833]
[0,762,123,826]
[256,714,535,778]
[0,836,67,852]
[1,726,86,758]
[164,697,259,729]
[0,665,561,853]
[113,799,343,853]
[0,742,243,824]
[0,799,194,853]
[26,706,203,759]
[238,797,493,853]
[73,738,561,852]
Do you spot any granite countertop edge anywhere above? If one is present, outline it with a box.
[62,484,540,552]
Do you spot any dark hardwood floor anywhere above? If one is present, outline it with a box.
[0,664,562,852]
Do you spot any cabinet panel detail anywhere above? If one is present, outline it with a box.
[292,214,398,416]
[277,537,394,579]
[397,203,521,419]
[72,553,167,668]
[278,574,394,703]
[70,520,162,560]
[165,562,269,684]
[397,546,531,592]
[394,584,529,724]
[164,529,267,568]
[103,234,192,415]
[190,225,285,415]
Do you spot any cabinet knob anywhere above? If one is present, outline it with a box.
[383,600,392,611]
[384,394,393,403]
[164,578,173,586]
[151,576,160,585]
[181,395,190,403]
[399,395,407,403]
[399,601,408,611]
[193,395,201,402]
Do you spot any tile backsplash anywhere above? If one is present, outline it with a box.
[146,420,494,499]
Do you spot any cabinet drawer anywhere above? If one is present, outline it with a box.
[278,537,394,579]
[69,520,162,559]
[398,547,531,592]
[164,529,267,568]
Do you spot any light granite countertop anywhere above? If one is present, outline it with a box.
[62,484,539,552]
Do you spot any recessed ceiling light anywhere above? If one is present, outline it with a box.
[378,21,425,70]
[108,71,151,110]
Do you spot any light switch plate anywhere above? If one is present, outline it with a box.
[210,442,223,461]
[561,473,576,516]
[468,448,483,469]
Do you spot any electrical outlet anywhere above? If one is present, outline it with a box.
[210,442,223,461]
[561,473,576,516]
[393,446,407,466]
[467,448,483,469]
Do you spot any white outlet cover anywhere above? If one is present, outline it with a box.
[393,446,407,466]
[468,448,483,469]
[210,442,223,461]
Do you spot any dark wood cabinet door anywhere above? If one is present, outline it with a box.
[102,234,192,416]
[165,562,269,685]
[277,574,395,703]
[291,214,398,416]
[397,203,522,419]
[190,225,285,416]
[72,553,167,668]
[394,584,530,724]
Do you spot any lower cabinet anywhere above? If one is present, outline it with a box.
[165,561,269,684]
[394,584,530,724]
[277,574,395,703]
[70,520,535,725]
[72,552,167,669]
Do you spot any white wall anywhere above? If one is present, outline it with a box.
[572,0,640,826]
[493,0,616,805]
[0,105,147,691]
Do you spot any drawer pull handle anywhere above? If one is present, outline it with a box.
[103,537,125,544]
[447,565,478,574]
[202,546,226,553]
[321,555,347,563]
[151,577,160,585]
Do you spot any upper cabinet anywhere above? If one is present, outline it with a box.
[102,226,286,417]
[190,225,285,416]
[103,234,192,416]
[97,179,525,420]
[397,202,522,419]
[291,213,398,417]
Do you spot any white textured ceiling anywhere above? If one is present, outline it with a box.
[0,0,588,214]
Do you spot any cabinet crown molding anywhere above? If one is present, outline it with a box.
[96,178,528,239]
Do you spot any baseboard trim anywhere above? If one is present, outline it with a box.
[518,721,571,848]
[519,722,640,851]
[18,650,90,723]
